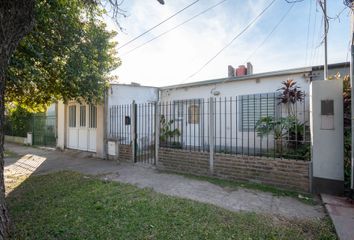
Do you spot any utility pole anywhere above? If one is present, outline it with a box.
[350,2,354,193]
[323,0,328,80]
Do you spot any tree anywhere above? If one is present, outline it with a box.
[6,0,120,111]
[1,0,164,238]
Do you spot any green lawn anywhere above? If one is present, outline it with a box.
[7,172,336,240]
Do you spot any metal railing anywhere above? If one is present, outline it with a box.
[109,95,310,161]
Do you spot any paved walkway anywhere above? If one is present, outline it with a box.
[321,194,354,240]
[5,143,325,220]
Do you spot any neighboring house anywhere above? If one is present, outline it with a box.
[56,83,158,158]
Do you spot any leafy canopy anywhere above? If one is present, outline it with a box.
[6,0,120,111]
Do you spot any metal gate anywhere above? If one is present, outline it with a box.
[32,115,57,147]
[109,102,156,165]
[133,102,156,164]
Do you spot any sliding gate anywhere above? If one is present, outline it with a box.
[109,102,156,165]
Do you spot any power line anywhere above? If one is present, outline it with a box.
[186,0,277,80]
[118,0,200,50]
[122,0,227,56]
[244,2,295,63]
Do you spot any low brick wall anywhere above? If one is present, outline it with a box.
[158,148,310,192]
[119,144,132,161]
[158,148,210,176]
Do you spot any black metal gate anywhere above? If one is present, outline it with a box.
[32,115,57,147]
[133,102,156,165]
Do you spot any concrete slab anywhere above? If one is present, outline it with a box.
[321,194,354,240]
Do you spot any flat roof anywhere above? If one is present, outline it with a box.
[161,62,349,90]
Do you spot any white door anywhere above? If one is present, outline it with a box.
[68,105,78,149]
[67,103,97,152]
[88,105,97,152]
[78,105,88,151]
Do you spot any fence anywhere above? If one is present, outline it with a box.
[4,114,57,147]
[109,96,311,191]
[159,94,310,160]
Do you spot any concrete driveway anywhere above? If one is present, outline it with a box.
[4,142,325,220]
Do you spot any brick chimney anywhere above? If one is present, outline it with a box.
[228,62,253,77]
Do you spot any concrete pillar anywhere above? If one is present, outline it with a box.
[96,104,105,158]
[310,79,344,194]
[56,101,65,150]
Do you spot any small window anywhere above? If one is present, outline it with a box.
[89,105,97,128]
[240,93,276,131]
[69,105,76,128]
[80,105,86,127]
[125,116,131,125]
[188,104,200,124]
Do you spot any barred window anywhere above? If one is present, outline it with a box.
[240,93,277,131]
[89,105,97,128]
[69,105,76,128]
[80,105,86,127]
[188,104,200,124]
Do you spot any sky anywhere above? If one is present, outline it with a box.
[105,0,351,87]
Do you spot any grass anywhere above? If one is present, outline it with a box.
[171,173,316,205]
[6,171,336,240]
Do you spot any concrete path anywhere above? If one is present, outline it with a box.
[321,194,354,240]
[5,143,325,220]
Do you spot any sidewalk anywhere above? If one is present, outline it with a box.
[321,194,354,240]
[5,142,325,220]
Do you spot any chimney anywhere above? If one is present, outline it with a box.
[228,65,235,78]
[236,65,247,76]
[247,62,253,75]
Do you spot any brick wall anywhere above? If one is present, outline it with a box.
[158,148,310,192]
[119,144,132,162]
[158,148,210,176]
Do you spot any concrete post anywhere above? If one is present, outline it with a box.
[209,97,215,174]
[310,79,344,194]
[155,102,160,165]
[56,101,65,150]
[131,101,137,163]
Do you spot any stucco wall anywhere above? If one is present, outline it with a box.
[310,80,344,181]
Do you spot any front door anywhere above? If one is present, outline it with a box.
[67,103,97,152]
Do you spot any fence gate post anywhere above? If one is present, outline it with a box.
[209,97,215,174]
[131,101,137,163]
[155,102,160,165]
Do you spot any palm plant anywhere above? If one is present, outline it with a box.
[277,79,304,116]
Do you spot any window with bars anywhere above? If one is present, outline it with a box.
[240,93,277,131]
[69,105,76,128]
[80,105,86,127]
[188,104,200,124]
[89,105,97,128]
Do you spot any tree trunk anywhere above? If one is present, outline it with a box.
[0,1,35,238]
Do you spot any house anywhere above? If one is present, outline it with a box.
[56,83,158,158]
[50,62,348,193]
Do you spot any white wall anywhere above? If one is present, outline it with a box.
[160,74,310,153]
[108,84,158,105]
[310,79,344,181]
[107,84,159,143]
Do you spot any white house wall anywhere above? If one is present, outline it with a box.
[160,74,310,154]
[107,84,159,144]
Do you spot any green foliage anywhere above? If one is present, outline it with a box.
[343,75,351,189]
[4,107,33,137]
[6,0,120,111]
[7,171,337,239]
[159,115,181,147]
